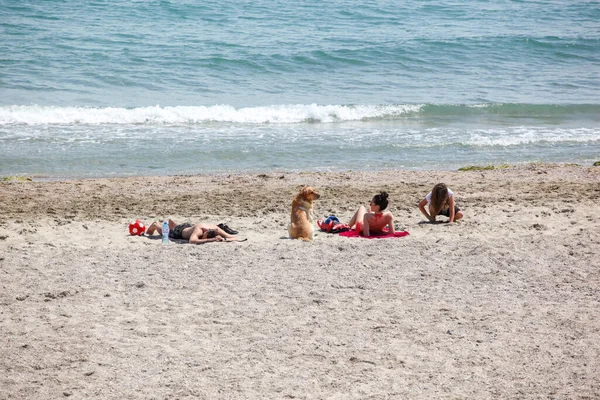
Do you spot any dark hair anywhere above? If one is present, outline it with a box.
[430,183,449,216]
[372,191,389,211]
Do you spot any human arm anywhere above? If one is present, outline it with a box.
[448,194,456,223]
[188,226,224,244]
[387,213,395,234]
[418,198,434,222]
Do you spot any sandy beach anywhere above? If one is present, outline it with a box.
[1,164,599,399]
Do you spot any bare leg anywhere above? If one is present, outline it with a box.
[454,211,464,221]
[146,220,177,235]
[146,221,162,235]
[348,205,367,228]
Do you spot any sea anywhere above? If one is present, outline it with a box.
[1,0,599,178]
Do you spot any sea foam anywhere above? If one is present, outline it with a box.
[0,104,422,125]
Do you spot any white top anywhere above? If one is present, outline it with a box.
[425,188,454,205]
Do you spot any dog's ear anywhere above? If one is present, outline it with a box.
[300,186,315,198]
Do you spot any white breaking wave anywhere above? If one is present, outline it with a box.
[464,127,600,147]
[0,104,422,125]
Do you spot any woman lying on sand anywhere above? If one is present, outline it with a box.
[418,183,463,223]
[348,191,395,236]
[146,220,245,244]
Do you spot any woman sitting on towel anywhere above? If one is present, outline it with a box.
[348,191,395,236]
[146,219,243,244]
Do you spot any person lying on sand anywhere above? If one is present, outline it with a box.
[418,183,463,223]
[347,191,395,236]
[146,220,245,244]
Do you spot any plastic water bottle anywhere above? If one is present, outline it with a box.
[162,220,169,245]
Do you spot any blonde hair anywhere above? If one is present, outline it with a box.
[430,183,449,216]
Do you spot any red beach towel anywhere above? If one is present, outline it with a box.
[339,230,409,239]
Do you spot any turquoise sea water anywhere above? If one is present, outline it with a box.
[1,0,599,177]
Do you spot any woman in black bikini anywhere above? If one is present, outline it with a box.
[418,183,463,223]
[146,219,244,244]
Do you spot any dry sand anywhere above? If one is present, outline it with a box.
[1,165,599,399]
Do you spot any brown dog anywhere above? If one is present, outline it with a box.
[289,186,321,241]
